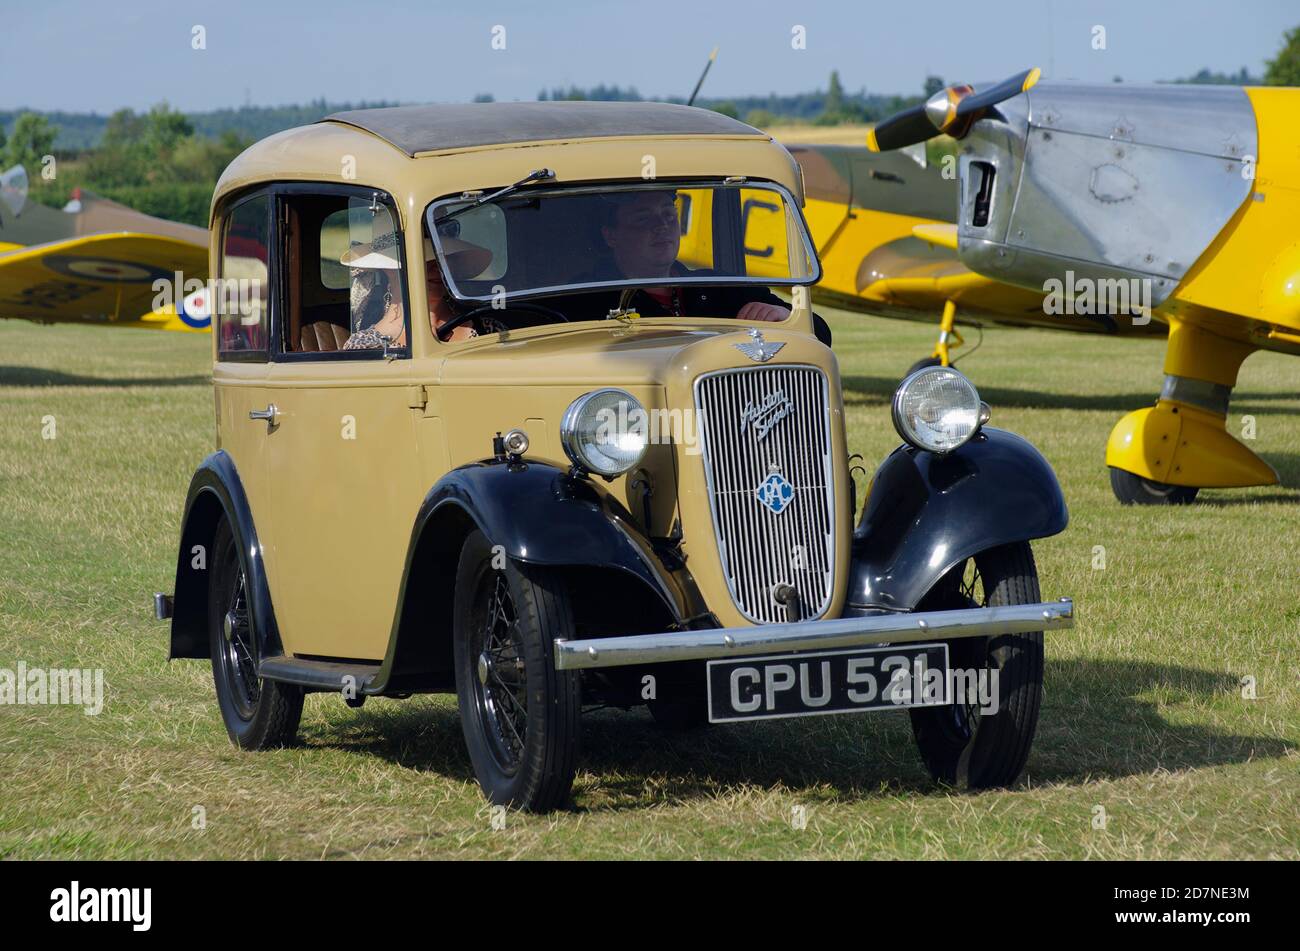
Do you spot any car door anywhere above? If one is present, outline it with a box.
[261,187,423,661]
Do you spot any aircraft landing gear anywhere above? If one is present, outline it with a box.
[909,299,963,377]
[1105,317,1277,506]
[1108,468,1199,506]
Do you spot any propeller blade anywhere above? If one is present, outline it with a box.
[867,68,1040,152]
[867,104,939,152]
[954,67,1041,117]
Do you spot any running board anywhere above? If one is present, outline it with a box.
[258,656,381,692]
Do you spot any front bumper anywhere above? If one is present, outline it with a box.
[554,598,1074,670]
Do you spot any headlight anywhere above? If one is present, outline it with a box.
[560,388,649,477]
[891,366,982,453]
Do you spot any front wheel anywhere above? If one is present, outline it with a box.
[1109,467,1199,505]
[452,530,581,811]
[909,541,1044,789]
[905,355,943,377]
[209,518,303,749]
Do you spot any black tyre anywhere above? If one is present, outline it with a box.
[909,541,1044,789]
[906,356,943,377]
[209,518,303,749]
[1109,467,1199,505]
[452,530,580,811]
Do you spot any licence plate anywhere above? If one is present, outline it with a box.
[706,643,951,723]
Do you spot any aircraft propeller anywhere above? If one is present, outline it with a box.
[866,67,1041,152]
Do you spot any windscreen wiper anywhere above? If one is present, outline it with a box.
[433,168,556,228]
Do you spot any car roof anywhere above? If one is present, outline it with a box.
[320,101,766,156]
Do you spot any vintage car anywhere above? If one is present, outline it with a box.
[156,102,1074,811]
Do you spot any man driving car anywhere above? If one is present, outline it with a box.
[577,189,832,346]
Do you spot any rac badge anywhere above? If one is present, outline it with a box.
[756,466,795,515]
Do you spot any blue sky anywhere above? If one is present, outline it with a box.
[2,0,1296,112]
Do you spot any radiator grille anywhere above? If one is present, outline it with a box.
[694,365,835,623]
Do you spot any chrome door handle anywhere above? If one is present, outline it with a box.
[249,404,279,428]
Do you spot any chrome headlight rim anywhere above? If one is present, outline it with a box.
[560,387,649,477]
[891,365,983,454]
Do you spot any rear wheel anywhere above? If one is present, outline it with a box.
[909,541,1043,789]
[452,530,580,811]
[209,519,303,749]
[1109,467,1199,505]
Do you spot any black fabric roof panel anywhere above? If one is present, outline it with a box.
[321,101,764,156]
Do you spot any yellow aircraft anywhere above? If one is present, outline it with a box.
[0,164,209,332]
[750,71,1299,505]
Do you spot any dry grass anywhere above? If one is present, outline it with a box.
[760,123,875,146]
[0,312,1297,859]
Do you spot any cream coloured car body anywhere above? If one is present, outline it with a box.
[210,115,847,661]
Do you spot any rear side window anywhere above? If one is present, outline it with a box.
[218,195,271,355]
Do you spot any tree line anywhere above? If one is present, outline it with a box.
[2,26,1296,228]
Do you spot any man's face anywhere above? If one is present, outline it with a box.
[426,263,453,328]
[602,192,681,278]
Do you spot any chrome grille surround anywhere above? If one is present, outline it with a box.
[693,364,835,624]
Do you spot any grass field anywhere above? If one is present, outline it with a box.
[1,312,1297,860]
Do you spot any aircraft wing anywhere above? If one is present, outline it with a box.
[816,222,1165,336]
[0,231,210,331]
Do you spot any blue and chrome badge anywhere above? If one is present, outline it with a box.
[755,466,795,514]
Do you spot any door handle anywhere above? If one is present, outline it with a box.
[249,404,279,429]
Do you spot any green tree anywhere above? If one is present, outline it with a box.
[923,75,945,97]
[142,102,194,155]
[1265,26,1300,85]
[86,108,148,187]
[710,101,739,119]
[102,108,145,149]
[169,129,248,184]
[3,113,57,173]
[825,70,845,115]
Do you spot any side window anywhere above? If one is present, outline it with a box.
[218,195,270,355]
[280,191,409,357]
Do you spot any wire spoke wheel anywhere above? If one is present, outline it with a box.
[452,529,580,811]
[909,541,1044,789]
[942,559,987,743]
[472,573,529,773]
[208,518,303,750]
[220,573,261,720]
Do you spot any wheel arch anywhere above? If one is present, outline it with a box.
[168,451,282,661]
[846,427,1068,613]
[376,461,691,694]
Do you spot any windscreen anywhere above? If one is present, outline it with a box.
[425,181,819,303]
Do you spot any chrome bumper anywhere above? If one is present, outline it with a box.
[554,598,1074,670]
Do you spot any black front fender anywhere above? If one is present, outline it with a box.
[847,427,1068,613]
[373,460,699,693]
[168,451,281,660]
[411,461,691,622]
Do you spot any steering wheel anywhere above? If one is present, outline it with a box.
[436,301,570,341]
